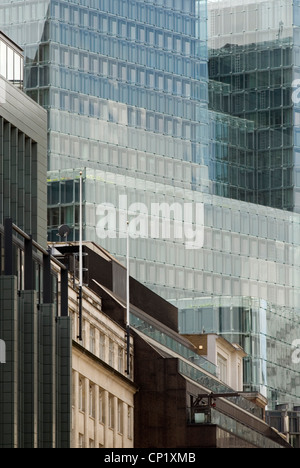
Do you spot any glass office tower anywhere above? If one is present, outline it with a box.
[1,0,300,411]
[208,0,300,213]
[0,0,210,183]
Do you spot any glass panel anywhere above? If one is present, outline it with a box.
[0,40,7,77]
[6,45,14,81]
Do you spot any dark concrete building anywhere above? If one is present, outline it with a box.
[53,241,292,449]
[0,220,71,448]
[0,33,71,448]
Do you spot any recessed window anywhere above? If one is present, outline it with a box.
[109,339,114,367]
[99,332,105,361]
[109,395,114,429]
[89,385,95,418]
[99,390,104,424]
[79,378,85,411]
[217,354,228,384]
[89,326,95,354]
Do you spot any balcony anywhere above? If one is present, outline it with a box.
[0,31,23,89]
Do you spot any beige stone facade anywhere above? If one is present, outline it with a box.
[68,280,136,448]
[183,333,246,391]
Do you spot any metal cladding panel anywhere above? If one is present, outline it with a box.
[0,276,19,448]
[0,76,47,246]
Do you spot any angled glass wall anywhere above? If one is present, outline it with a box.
[208,110,256,202]
[0,0,210,187]
[0,0,254,198]
[47,166,300,407]
[48,167,300,306]
[208,0,300,212]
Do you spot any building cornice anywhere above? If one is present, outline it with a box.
[72,339,139,392]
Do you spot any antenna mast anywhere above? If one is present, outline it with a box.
[77,170,83,341]
[125,220,130,375]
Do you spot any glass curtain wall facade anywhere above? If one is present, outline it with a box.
[177,296,300,407]
[0,0,210,184]
[1,0,300,411]
[208,0,300,213]
[208,109,256,202]
[46,165,300,408]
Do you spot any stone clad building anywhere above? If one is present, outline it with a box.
[65,259,137,449]
[53,241,292,449]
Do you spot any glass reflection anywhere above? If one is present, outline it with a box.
[208,0,300,212]
[0,32,23,89]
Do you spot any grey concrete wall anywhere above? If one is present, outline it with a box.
[0,75,47,246]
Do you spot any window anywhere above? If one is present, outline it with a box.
[0,40,7,77]
[238,362,242,391]
[71,312,76,340]
[79,378,85,411]
[81,320,86,347]
[90,326,95,354]
[235,54,241,73]
[99,390,104,424]
[78,434,84,448]
[89,385,95,418]
[260,91,266,109]
[109,395,114,429]
[217,354,228,384]
[118,400,123,434]
[118,346,124,373]
[99,332,105,361]
[128,406,133,440]
[109,339,114,367]
[7,45,16,82]
[72,370,76,407]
